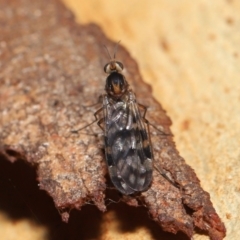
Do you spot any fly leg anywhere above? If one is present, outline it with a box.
[138,103,148,119]
[82,95,103,108]
[97,117,104,131]
[71,107,104,133]
[138,103,172,136]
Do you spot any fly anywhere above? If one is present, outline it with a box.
[73,43,154,195]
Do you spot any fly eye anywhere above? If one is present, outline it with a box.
[115,61,124,72]
[104,63,111,73]
[104,61,124,73]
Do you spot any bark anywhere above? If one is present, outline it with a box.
[0,0,226,239]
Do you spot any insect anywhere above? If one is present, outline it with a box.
[74,44,155,195]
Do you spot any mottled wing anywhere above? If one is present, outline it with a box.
[103,94,153,195]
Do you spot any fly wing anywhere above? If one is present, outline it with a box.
[132,99,153,189]
[103,94,153,195]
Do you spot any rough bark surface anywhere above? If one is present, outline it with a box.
[0,0,225,239]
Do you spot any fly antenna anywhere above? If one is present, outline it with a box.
[103,44,112,62]
[103,40,121,61]
[113,40,121,59]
